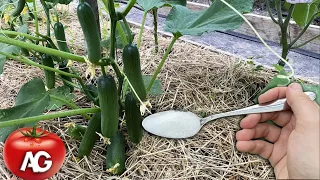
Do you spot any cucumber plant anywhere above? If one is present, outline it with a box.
[266,0,320,66]
[1,0,318,177]
[254,0,320,101]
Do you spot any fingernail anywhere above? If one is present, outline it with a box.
[289,83,301,91]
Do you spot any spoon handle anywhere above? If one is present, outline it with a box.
[200,91,316,126]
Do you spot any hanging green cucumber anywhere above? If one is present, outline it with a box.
[78,112,101,158]
[106,131,125,175]
[54,22,70,53]
[97,74,119,138]
[11,0,26,17]
[41,54,56,89]
[54,22,74,92]
[65,122,87,141]
[125,92,143,144]
[77,2,101,64]
[43,0,72,5]
[122,44,147,101]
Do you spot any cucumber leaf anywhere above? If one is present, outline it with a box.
[301,84,320,105]
[254,71,320,106]
[46,86,75,111]
[0,78,50,142]
[164,0,254,37]
[0,25,28,75]
[285,1,320,27]
[143,75,164,95]
[137,0,186,12]
[254,71,292,103]
[292,3,318,27]
[163,0,187,7]
[0,0,17,12]
[0,44,21,75]
[137,0,165,12]
[15,78,46,105]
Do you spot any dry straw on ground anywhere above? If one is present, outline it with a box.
[0,6,277,180]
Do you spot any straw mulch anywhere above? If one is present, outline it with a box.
[0,5,276,180]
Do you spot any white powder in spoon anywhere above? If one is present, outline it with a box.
[142,110,201,139]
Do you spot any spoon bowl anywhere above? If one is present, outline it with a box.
[142,92,316,139]
[142,110,201,138]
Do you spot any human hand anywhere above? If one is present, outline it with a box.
[236,83,319,179]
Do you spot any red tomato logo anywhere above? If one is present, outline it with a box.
[3,127,66,180]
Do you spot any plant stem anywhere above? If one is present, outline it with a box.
[29,50,40,59]
[116,21,128,46]
[101,65,107,76]
[0,108,100,128]
[122,0,137,17]
[111,60,124,97]
[36,33,60,51]
[122,80,129,100]
[53,7,59,22]
[152,8,159,53]
[40,0,51,37]
[278,4,295,66]
[107,0,124,102]
[0,36,85,63]
[291,34,320,49]
[0,51,79,78]
[147,36,178,92]
[137,12,147,48]
[289,11,320,48]
[27,3,35,20]
[122,16,133,44]
[275,0,283,26]
[49,95,91,120]
[219,0,294,78]
[33,0,39,35]
[76,76,97,104]
[284,4,295,26]
[0,30,45,41]
[58,77,81,89]
[108,0,117,59]
[266,0,278,24]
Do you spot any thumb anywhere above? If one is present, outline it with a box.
[286,83,319,123]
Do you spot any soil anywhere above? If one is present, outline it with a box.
[0,3,284,180]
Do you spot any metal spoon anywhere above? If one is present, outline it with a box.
[142,92,316,139]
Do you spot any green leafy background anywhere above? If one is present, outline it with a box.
[0,78,49,142]
[164,0,254,37]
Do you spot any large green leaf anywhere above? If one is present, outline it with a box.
[0,43,21,75]
[137,0,186,12]
[142,75,164,95]
[292,3,319,27]
[254,70,320,106]
[301,84,320,105]
[15,78,46,106]
[0,25,27,75]
[254,71,292,103]
[0,0,17,12]
[137,0,165,11]
[285,1,320,27]
[164,0,254,37]
[0,78,50,142]
[46,86,75,111]
[163,0,186,6]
